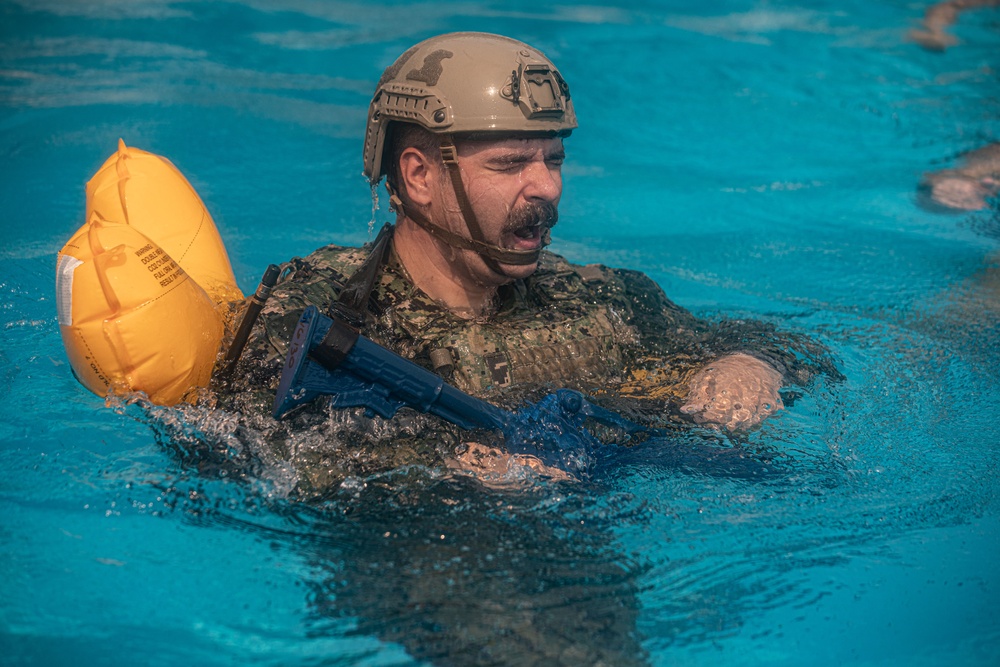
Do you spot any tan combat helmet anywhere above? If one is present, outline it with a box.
[362,32,577,270]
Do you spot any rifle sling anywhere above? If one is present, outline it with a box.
[331,222,394,327]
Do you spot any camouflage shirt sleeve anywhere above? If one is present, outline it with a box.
[595,265,839,386]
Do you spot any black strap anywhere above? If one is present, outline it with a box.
[387,136,550,271]
[438,138,507,275]
[331,222,393,327]
[390,193,543,266]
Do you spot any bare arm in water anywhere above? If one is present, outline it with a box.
[908,0,1000,51]
[920,143,1000,211]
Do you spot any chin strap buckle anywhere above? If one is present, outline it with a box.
[388,193,404,213]
[440,141,458,165]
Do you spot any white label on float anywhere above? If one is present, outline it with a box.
[56,255,83,327]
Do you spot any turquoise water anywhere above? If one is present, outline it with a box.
[2,1,999,665]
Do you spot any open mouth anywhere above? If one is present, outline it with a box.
[504,223,543,250]
[513,223,542,240]
[500,202,557,252]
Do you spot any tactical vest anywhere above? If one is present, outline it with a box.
[309,242,639,398]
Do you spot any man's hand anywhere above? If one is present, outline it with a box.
[680,353,784,431]
[446,442,573,485]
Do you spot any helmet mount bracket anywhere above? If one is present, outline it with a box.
[503,62,569,119]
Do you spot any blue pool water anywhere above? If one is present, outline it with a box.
[2,1,999,665]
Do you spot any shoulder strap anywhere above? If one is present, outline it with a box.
[331,223,394,327]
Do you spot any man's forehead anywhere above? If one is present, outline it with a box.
[459,136,565,157]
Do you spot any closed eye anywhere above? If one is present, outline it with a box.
[485,154,533,172]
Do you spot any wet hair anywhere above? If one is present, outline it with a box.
[383,122,442,199]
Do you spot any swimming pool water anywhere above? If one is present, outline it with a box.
[2,1,999,665]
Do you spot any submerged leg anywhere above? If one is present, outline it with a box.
[305,477,649,666]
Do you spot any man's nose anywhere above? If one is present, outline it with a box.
[522,161,562,203]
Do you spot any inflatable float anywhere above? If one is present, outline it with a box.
[56,140,244,405]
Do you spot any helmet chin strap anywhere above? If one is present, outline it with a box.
[389,136,551,274]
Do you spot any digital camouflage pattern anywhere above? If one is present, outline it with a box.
[216,229,836,497]
[234,235,825,397]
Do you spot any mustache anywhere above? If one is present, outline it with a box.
[502,201,559,233]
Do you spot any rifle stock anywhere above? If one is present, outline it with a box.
[273,306,509,431]
[273,307,654,470]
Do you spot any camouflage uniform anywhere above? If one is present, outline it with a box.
[219,231,831,497]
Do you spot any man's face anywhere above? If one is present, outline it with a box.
[434,136,564,286]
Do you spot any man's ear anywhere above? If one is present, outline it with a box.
[398,147,438,207]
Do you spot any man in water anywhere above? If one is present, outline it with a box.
[225,31,829,491]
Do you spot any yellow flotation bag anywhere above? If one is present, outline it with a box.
[56,140,244,405]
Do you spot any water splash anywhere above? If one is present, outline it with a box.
[368,180,380,236]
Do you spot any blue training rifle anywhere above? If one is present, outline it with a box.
[272,306,653,470]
